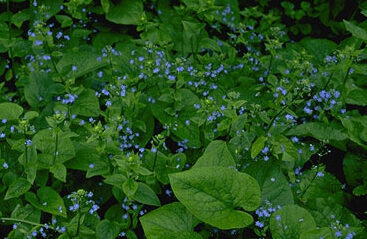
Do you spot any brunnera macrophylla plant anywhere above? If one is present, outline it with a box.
[0,0,366,238]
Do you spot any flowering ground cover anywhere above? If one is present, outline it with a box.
[0,0,367,238]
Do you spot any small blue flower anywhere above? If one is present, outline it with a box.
[255,221,264,228]
[3,162,8,169]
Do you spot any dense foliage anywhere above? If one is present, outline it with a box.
[0,0,367,238]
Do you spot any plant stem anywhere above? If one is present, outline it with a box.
[6,0,16,77]
[52,131,59,165]
[1,217,55,230]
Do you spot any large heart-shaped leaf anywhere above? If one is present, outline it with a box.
[169,166,261,229]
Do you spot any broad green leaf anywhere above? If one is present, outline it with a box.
[56,49,107,78]
[106,0,143,25]
[50,163,67,182]
[306,198,362,228]
[5,177,31,200]
[343,153,367,187]
[71,89,100,117]
[270,205,316,239]
[340,116,367,149]
[96,219,120,239]
[261,168,294,206]
[65,141,100,171]
[299,38,337,64]
[132,183,161,206]
[169,166,261,229]
[24,71,64,107]
[33,129,75,164]
[140,202,202,239]
[346,88,367,106]
[286,122,347,141]
[10,204,41,225]
[344,20,367,41]
[103,174,127,189]
[0,102,23,120]
[11,10,30,28]
[193,140,235,168]
[300,227,333,239]
[251,136,267,158]
[25,186,66,217]
[123,178,138,199]
[297,171,344,205]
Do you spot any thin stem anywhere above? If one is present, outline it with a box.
[1,217,55,230]
[343,66,351,86]
[6,0,16,77]
[74,211,82,237]
[39,31,64,81]
[52,131,58,165]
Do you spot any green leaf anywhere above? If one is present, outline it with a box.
[346,87,367,106]
[24,71,64,107]
[100,0,110,13]
[0,103,23,120]
[5,177,32,200]
[55,15,73,28]
[71,89,100,117]
[169,166,261,229]
[286,122,347,141]
[300,227,333,239]
[33,129,75,164]
[270,205,316,239]
[56,49,107,78]
[50,163,67,182]
[106,0,143,25]
[25,186,66,217]
[344,20,367,41]
[343,153,367,187]
[193,140,235,168]
[261,167,294,206]
[96,219,120,239]
[299,38,337,64]
[140,202,202,239]
[11,10,30,28]
[251,136,267,159]
[123,178,138,199]
[132,183,161,206]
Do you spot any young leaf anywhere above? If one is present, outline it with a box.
[132,182,161,206]
[25,186,67,217]
[251,136,267,159]
[169,166,261,229]
[123,178,138,198]
[50,163,67,182]
[193,140,235,168]
[140,202,202,239]
[5,177,32,200]
[344,20,367,41]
